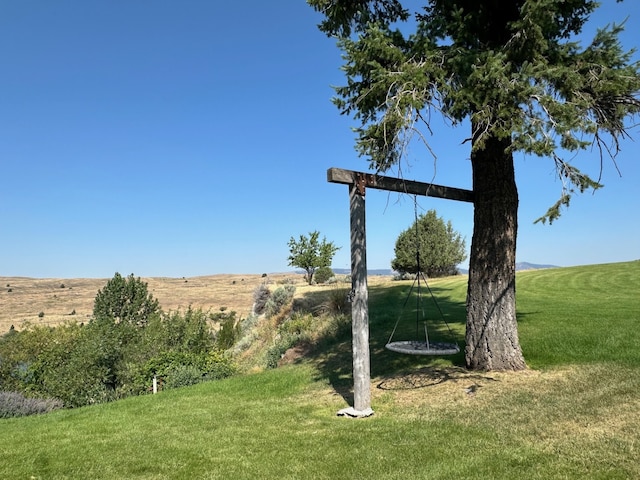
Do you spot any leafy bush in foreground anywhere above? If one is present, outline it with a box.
[0,307,237,408]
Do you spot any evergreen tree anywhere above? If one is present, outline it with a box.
[309,0,640,370]
[392,210,466,277]
[93,273,160,327]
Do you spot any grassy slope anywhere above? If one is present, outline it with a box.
[1,261,639,479]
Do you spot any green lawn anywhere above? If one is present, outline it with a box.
[1,261,638,479]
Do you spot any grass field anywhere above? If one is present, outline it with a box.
[1,261,638,479]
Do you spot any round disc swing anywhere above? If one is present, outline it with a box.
[385,197,461,356]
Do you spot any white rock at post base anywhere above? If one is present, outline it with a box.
[336,406,374,418]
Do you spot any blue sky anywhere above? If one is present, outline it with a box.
[1,1,639,278]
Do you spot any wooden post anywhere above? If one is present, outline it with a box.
[344,182,373,417]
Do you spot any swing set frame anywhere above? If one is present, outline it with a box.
[327,167,473,417]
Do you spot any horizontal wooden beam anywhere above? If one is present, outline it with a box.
[327,167,474,203]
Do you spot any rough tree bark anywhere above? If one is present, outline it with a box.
[466,131,526,370]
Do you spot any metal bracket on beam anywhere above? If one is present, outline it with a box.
[355,172,369,196]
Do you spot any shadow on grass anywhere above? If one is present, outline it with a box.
[296,281,470,405]
[515,310,542,323]
[376,365,498,391]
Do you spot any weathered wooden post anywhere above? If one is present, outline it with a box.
[338,180,374,417]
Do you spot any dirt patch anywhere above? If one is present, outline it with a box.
[278,342,316,366]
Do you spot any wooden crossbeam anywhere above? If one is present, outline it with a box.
[327,167,474,203]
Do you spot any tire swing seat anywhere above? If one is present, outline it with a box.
[384,274,461,357]
[385,340,460,356]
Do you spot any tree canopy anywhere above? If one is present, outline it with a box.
[310,0,640,223]
[392,209,466,277]
[287,231,340,285]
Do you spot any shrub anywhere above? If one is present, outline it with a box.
[203,350,237,380]
[279,313,313,337]
[0,305,235,409]
[214,311,241,350]
[145,350,236,388]
[253,284,270,315]
[313,266,335,284]
[0,391,63,418]
[313,288,350,316]
[264,285,296,319]
[159,307,215,353]
[264,334,297,369]
[163,364,203,389]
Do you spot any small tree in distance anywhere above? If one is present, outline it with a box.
[287,231,340,285]
[391,210,466,278]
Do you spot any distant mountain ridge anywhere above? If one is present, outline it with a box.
[515,262,559,271]
[332,262,559,276]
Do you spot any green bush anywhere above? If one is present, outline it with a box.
[279,313,313,337]
[164,365,204,389]
[264,313,315,370]
[0,305,235,408]
[158,307,215,353]
[265,335,297,369]
[313,266,335,284]
[93,273,160,326]
[145,350,236,389]
[214,311,241,350]
[203,350,237,380]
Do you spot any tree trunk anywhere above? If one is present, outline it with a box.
[465,132,526,371]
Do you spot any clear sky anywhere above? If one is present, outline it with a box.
[1,1,639,279]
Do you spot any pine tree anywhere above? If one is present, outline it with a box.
[392,210,466,277]
[93,273,160,327]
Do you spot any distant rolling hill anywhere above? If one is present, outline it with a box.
[515,262,559,271]
[333,262,560,276]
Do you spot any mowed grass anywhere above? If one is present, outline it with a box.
[1,261,639,479]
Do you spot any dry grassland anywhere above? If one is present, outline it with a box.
[0,273,395,334]
[0,273,306,333]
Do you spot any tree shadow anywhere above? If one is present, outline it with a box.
[376,365,498,391]
[515,310,541,323]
